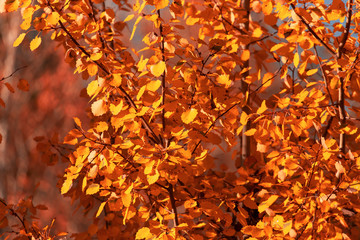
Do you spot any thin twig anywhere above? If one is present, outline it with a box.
[290,3,335,55]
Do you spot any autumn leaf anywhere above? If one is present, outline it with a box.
[91,99,108,116]
[13,33,26,47]
[96,202,106,218]
[30,36,41,51]
[150,61,166,77]
[86,183,100,195]
[61,178,73,194]
[135,227,152,239]
[17,79,29,91]
[258,195,278,213]
[181,108,198,124]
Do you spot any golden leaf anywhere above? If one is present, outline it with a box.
[47,11,59,25]
[150,61,166,77]
[293,52,299,68]
[61,178,73,194]
[147,170,160,185]
[96,202,106,218]
[146,80,161,92]
[257,100,267,115]
[13,33,26,47]
[244,128,256,136]
[86,183,100,195]
[30,36,42,51]
[91,99,108,116]
[217,74,231,87]
[135,227,151,240]
[87,80,99,96]
[258,195,278,213]
[181,108,198,124]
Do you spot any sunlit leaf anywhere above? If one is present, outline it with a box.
[30,36,41,51]
[181,108,198,124]
[150,61,166,77]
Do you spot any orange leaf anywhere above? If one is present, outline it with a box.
[181,108,198,124]
[47,11,59,25]
[30,36,42,51]
[154,0,169,10]
[241,49,250,61]
[17,79,29,91]
[87,63,98,76]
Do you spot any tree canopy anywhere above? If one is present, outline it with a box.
[1,0,360,239]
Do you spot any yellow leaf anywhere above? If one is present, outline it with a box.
[147,170,160,185]
[135,227,151,239]
[86,183,100,195]
[306,68,318,76]
[293,52,299,68]
[96,121,108,132]
[13,33,26,47]
[137,85,146,100]
[90,52,103,61]
[91,99,108,116]
[258,195,278,213]
[253,28,262,38]
[240,111,248,125]
[61,178,73,194]
[110,74,122,86]
[283,220,292,235]
[47,11,59,25]
[257,100,267,114]
[181,108,198,124]
[244,128,256,136]
[130,16,143,40]
[217,74,231,87]
[123,14,134,22]
[109,101,123,115]
[137,56,148,72]
[146,80,162,92]
[87,80,99,96]
[96,202,106,218]
[30,36,42,51]
[150,61,166,77]
[121,192,132,207]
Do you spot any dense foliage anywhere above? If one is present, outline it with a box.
[2,0,360,239]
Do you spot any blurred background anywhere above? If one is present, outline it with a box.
[0,11,89,234]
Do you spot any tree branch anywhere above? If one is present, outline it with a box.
[290,3,336,56]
